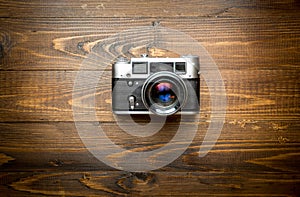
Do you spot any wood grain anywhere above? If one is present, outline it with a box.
[0,120,299,168]
[0,0,299,196]
[0,120,299,195]
[0,17,299,71]
[0,0,299,18]
[6,171,299,196]
[0,69,299,122]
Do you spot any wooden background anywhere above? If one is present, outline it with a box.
[0,0,299,196]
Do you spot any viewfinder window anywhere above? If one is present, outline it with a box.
[175,62,186,74]
[132,62,148,74]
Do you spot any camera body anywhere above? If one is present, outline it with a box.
[112,55,200,116]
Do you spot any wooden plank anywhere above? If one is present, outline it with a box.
[3,171,300,196]
[0,121,299,171]
[0,17,299,71]
[0,70,299,122]
[0,0,299,18]
[0,121,299,195]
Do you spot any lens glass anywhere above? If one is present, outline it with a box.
[150,82,177,106]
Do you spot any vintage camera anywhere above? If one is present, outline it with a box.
[112,54,200,116]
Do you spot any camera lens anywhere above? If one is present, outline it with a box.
[142,71,187,116]
[151,82,176,106]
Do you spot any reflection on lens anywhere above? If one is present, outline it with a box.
[151,82,176,106]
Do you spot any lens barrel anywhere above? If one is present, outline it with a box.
[142,71,187,116]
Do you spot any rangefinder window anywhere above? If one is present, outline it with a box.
[150,62,173,73]
[132,62,148,74]
[175,62,186,74]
